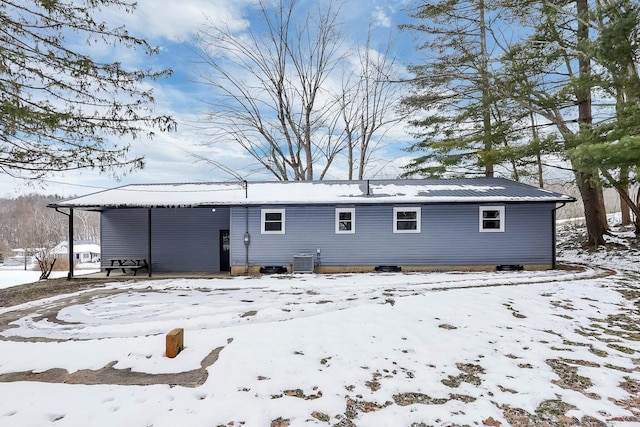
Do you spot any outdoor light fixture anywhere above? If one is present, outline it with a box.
[244,232,250,246]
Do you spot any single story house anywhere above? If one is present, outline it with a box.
[51,240,101,264]
[48,178,575,277]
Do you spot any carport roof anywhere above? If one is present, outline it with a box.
[48,178,575,210]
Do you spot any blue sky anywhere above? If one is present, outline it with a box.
[1,0,419,198]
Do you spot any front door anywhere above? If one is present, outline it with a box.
[219,230,230,272]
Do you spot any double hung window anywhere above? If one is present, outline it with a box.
[335,208,355,234]
[261,209,285,234]
[479,206,505,232]
[393,207,421,233]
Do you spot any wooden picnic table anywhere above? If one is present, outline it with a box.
[105,258,148,276]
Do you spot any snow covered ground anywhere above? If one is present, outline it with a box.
[0,267,68,289]
[0,265,99,289]
[0,222,638,426]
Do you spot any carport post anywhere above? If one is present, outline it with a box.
[148,208,152,277]
[68,208,74,279]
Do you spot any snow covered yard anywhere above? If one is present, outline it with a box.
[0,265,99,290]
[0,227,638,426]
[0,267,68,289]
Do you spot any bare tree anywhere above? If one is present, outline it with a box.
[194,0,344,180]
[24,205,61,279]
[74,211,100,242]
[338,29,405,180]
[193,0,404,181]
[0,194,93,270]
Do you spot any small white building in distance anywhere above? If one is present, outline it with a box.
[52,240,101,264]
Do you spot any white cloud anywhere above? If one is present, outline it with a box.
[371,6,392,28]
[108,0,252,42]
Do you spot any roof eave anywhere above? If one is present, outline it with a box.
[49,196,576,210]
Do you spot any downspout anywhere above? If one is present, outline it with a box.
[552,202,567,269]
[69,209,74,279]
[55,207,74,279]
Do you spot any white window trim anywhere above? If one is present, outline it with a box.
[479,206,505,232]
[393,207,421,233]
[261,208,285,234]
[335,208,355,234]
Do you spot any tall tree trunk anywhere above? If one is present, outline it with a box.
[576,170,608,246]
[619,167,631,225]
[531,112,544,188]
[595,0,640,230]
[636,188,640,236]
[348,140,354,180]
[576,0,607,246]
[480,0,494,177]
[358,141,367,180]
[601,168,640,223]
[536,151,544,188]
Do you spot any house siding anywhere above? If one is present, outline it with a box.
[101,209,148,262]
[229,203,554,269]
[101,207,230,272]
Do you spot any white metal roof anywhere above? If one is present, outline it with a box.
[49,178,575,209]
[52,241,101,255]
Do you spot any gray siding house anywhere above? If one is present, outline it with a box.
[49,178,575,276]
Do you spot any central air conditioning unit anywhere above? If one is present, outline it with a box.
[292,253,314,273]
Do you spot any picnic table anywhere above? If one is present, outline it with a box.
[105,258,149,276]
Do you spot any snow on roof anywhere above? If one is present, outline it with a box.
[52,241,101,255]
[49,178,575,209]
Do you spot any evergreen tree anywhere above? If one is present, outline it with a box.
[498,0,611,245]
[400,0,530,179]
[571,0,640,232]
[0,0,175,180]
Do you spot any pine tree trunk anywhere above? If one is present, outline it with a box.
[576,0,608,246]
[576,171,608,246]
[636,188,640,236]
[620,167,631,225]
[531,112,544,188]
[600,168,640,232]
[479,0,494,177]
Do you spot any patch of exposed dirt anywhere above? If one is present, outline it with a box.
[0,287,139,342]
[393,392,448,406]
[0,342,229,388]
[501,400,608,427]
[442,362,485,388]
[271,388,322,400]
[0,276,115,308]
[546,359,598,398]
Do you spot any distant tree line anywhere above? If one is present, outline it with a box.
[0,195,99,265]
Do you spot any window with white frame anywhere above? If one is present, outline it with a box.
[479,206,505,232]
[335,208,355,234]
[261,209,285,234]
[393,207,421,233]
